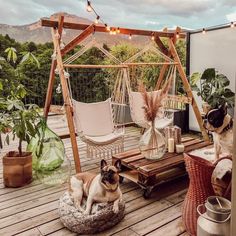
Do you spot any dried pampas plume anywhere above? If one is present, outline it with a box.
[140,73,173,123]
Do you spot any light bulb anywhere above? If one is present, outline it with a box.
[105,24,111,31]
[86,1,92,12]
[116,27,120,33]
[230,22,235,28]
[109,30,113,35]
[95,16,100,24]
[202,28,206,34]
[176,32,180,39]
[151,35,155,40]
[129,34,132,40]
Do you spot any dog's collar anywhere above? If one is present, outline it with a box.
[220,118,233,134]
[101,179,119,192]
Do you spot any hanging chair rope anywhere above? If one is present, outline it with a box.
[63,38,122,65]
[124,41,174,64]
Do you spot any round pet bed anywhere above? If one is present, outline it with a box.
[59,191,125,234]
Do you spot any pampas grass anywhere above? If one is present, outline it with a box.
[139,74,173,123]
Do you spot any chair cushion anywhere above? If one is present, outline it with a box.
[83,131,124,145]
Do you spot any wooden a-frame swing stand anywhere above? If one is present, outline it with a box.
[41,14,209,173]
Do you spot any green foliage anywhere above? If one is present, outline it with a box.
[5,47,17,63]
[0,46,41,155]
[190,68,235,108]
[0,34,187,107]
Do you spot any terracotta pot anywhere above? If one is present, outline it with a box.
[3,151,32,187]
[182,153,215,236]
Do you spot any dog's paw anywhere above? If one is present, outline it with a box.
[112,206,119,214]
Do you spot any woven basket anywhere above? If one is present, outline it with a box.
[182,153,215,236]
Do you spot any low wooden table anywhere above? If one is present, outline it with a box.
[112,136,211,198]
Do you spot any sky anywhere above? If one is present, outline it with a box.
[0,0,236,30]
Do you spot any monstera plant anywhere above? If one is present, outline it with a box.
[191,68,235,111]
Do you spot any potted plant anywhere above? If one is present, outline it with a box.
[0,82,41,187]
[190,68,235,113]
[0,47,41,187]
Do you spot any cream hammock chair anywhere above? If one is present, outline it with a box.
[62,38,127,159]
[123,42,181,130]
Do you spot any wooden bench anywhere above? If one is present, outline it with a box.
[112,136,212,198]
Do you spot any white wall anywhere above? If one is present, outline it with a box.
[189,27,236,131]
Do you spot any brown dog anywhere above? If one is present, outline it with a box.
[69,159,122,215]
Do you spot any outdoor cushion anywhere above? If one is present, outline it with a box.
[84,131,124,145]
[59,191,125,234]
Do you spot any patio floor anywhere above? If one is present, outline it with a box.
[0,115,189,236]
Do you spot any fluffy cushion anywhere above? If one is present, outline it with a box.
[59,191,125,234]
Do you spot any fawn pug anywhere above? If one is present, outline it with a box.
[204,104,233,160]
[69,159,122,215]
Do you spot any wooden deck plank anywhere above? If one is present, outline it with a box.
[130,203,182,235]
[0,115,194,236]
[146,216,185,236]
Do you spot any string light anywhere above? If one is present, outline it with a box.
[86,0,92,12]
[151,33,155,41]
[95,15,100,24]
[176,32,180,39]
[105,24,110,31]
[129,34,132,40]
[230,22,235,28]
[202,28,206,34]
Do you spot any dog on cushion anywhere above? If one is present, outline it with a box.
[69,159,122,215]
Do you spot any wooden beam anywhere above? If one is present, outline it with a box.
[154,35,168,55]
[52,27,81,173]
[155,27,182,90]
[43,14,64,119]
[126,62,177,66]
[41,18,186,38]
[61,24,95,56]
[168,38,209,141]
[64,64,128,68]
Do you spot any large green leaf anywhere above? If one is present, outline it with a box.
[190,72,201,85]
[201,68,215,82]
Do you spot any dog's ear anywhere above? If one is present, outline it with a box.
[220,103,227,115]
[114,159,121,171]
[101,159,107,170]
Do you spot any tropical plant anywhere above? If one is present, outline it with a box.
[190,68,235,108]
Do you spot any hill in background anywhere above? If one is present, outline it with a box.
[0,12,149,46]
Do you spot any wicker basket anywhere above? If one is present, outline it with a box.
[3,151,32,187]
[182,153,215,236]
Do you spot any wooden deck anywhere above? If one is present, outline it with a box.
[0,115,189,236]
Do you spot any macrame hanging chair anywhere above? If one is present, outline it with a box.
[62,37,127,159]
[122,42,177,130]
